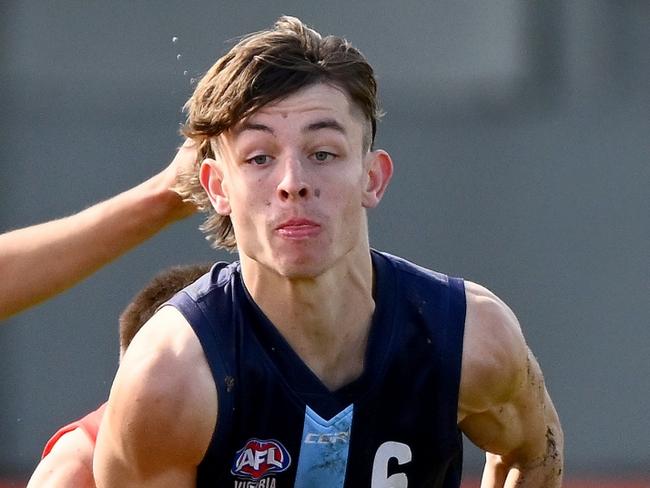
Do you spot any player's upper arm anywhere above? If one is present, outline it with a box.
[458,281,562,467]
[27,428,95,488]
[94,306,217,488]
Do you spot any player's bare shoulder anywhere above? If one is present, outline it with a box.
[458,281,529,421]
[114,305,215,457]
[95,306,217,483]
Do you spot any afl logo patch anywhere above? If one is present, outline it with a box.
[231,438,291,480]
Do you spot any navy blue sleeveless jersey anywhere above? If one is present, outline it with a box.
[165,250,466,488]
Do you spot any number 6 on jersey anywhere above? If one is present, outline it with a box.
[371,441,412,487]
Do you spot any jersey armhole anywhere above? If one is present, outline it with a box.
[440,277,467,435]
[164,293,236,472]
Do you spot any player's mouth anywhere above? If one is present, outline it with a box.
[275,218,321,239]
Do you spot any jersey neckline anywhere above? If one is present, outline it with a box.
[235,249,398,420]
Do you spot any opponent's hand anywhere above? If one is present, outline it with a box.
[159,138,200,220]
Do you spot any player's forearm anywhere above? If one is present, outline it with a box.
[502,456,563,488]
[0,176,189,320]
[481,457,563,488]
[481,428,564,488]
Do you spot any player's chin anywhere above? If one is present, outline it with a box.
[271,251,330,279]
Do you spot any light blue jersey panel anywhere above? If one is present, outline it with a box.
[293,404,354,488]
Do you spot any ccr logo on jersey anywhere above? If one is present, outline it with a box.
[231,438,291,485]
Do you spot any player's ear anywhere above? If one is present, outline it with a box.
[199,157,231,215]
[362,149,393,208]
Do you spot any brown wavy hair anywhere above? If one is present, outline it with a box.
[176,16,382,251]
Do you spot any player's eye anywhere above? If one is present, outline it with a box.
[247,154,271,165]
[312,151,335,163]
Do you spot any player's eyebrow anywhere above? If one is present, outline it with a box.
[303,118,346,135]
[233,122,275,135]
[232,118,346,137]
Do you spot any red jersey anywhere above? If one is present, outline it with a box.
[41,403,107,458]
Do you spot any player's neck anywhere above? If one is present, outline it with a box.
[242,246,375,391]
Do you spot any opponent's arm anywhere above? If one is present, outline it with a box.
[458,282,563,488]
[27,428,95,488]
[0,141,197,320]
[94,306,216,488]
